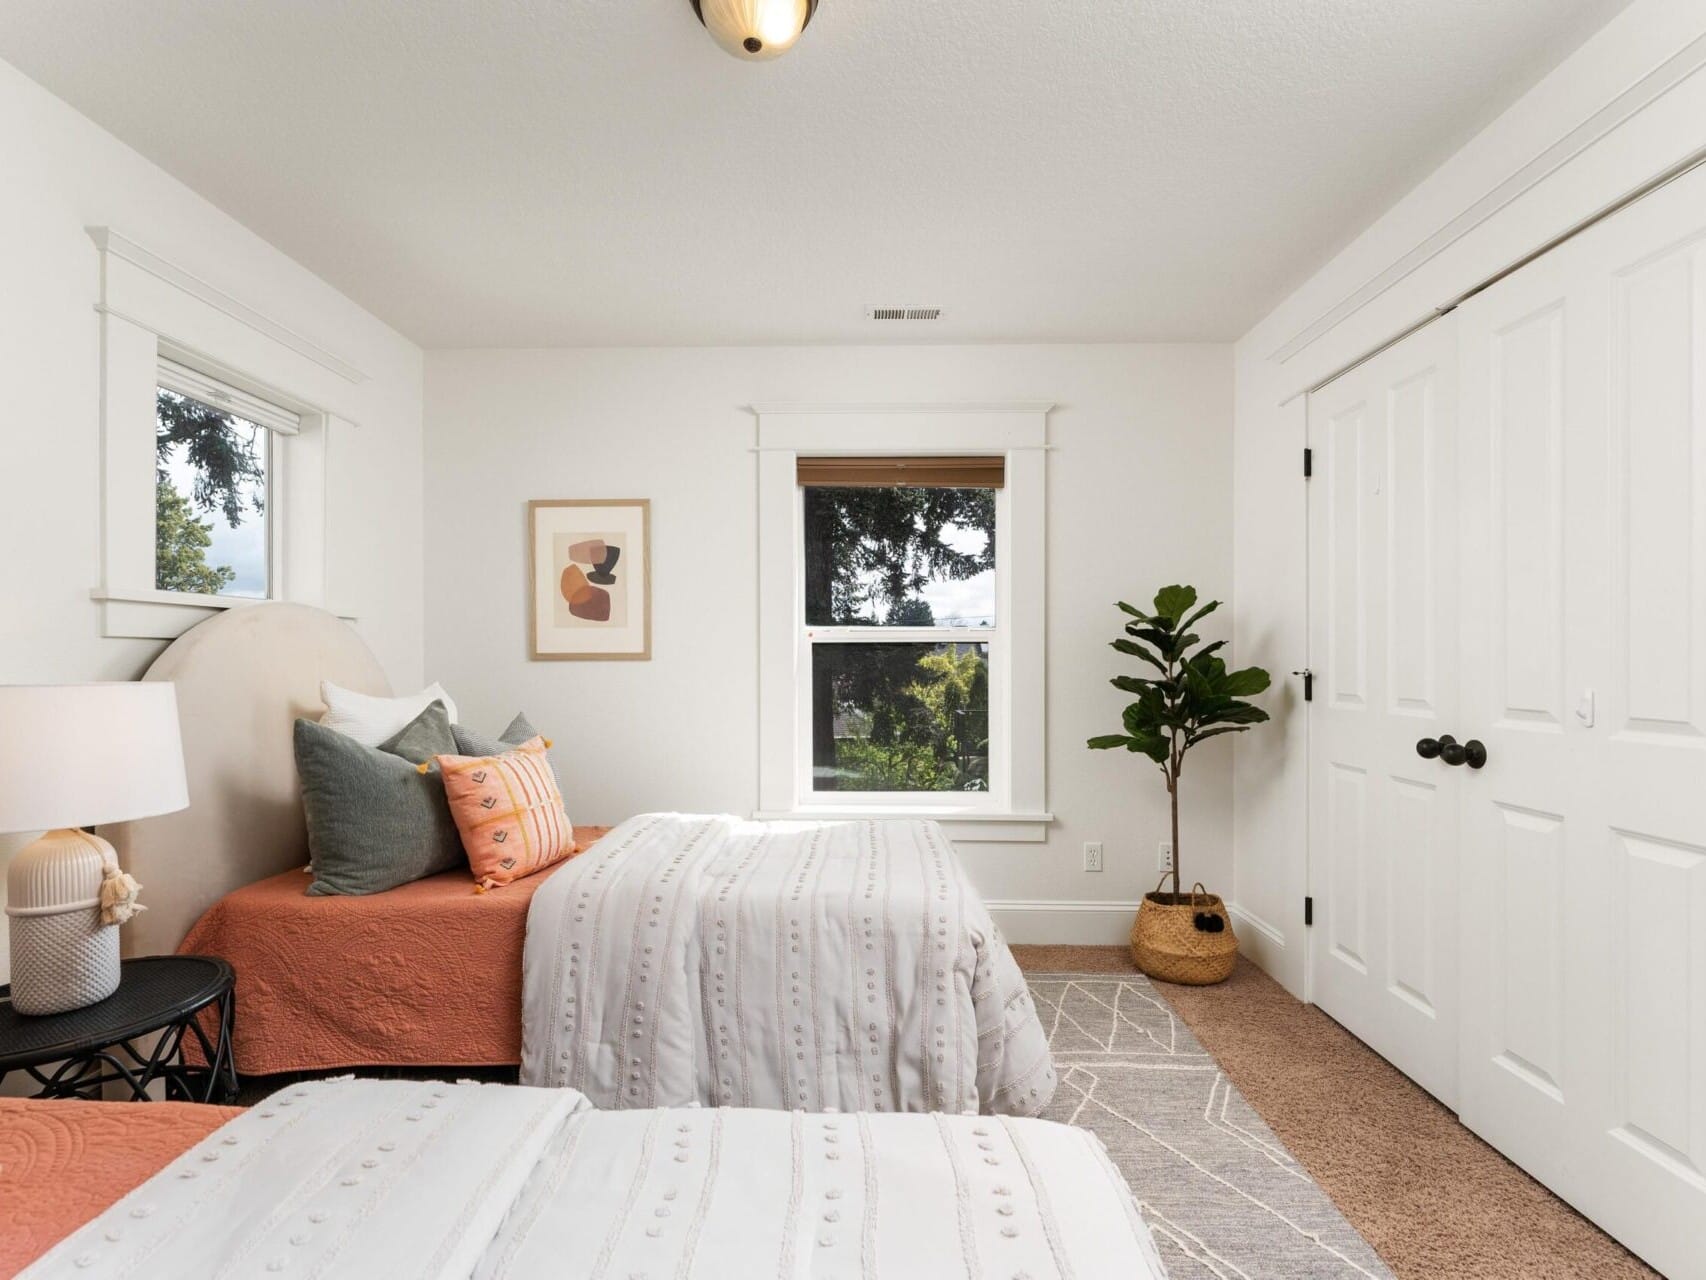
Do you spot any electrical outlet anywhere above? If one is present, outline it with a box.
[1083,841,1104,873]
[1157,840,1173,874]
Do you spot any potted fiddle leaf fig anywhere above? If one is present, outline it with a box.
[1088,584,1270,984]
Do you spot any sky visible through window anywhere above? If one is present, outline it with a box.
[156,403,268,598]
[838,520,994,627]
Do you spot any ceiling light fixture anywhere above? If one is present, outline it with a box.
[690,0,818,62]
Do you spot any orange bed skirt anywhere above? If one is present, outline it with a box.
[0,1096,239,1277]
[177,826,608,1076]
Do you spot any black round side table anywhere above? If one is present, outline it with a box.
[0,955,237,1104]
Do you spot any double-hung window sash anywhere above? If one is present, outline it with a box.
[799,456,1004,804]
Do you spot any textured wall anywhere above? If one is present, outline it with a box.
[425,343,1232,941]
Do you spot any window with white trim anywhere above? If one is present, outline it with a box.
[755,404,1052,842]
[89,228,368,641]
[154,359,297,600]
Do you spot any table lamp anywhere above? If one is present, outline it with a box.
[0,683,188,1015]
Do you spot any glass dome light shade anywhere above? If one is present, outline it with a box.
[692,0,818,62]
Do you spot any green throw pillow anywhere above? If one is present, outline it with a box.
[450,712,538,758]
[296,703,466,896]
[379,699,459,764]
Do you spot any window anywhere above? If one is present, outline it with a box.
[755,404,1051,840]
[91,228,361,642]
[802,460,1000,795]
[152,360,300,600]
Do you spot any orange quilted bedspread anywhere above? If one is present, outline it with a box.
[0,1096,238,1276]
[176,826,609,1076]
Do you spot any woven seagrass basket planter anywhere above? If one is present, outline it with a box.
[1129,880,1238,986]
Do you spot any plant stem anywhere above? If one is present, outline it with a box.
[1169,748,1181,896]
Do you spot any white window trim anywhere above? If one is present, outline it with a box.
[87,228,365,640]
[754,402,1052,843]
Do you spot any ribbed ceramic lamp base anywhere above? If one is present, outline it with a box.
[5,828,122,1016]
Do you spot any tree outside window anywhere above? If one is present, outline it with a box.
[154,388,269,597]
[804,484,996,793]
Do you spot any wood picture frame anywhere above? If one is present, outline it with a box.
[528,499,651,661]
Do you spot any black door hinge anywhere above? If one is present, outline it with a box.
[1303,447,1313,478]
[1304,896,1314,927]
[1293,668,1313,701]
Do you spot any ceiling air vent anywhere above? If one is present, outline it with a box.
[867,307,942,321]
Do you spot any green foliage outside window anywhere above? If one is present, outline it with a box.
[154,478,236,595]
[823,645,990,792]
[807,485,995,793]
[154,389,266,594]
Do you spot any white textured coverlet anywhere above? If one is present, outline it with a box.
[521,813,1058,1115]
[25,1080,1169,1280]
[22,1079,585,1280]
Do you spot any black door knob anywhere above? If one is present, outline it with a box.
[1416,734,1455,760]
[1440,737,1489,768]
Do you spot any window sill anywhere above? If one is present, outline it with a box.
[752,808,1053,844]
[90,588,355,641]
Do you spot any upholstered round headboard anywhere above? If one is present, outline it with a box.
[104,604,391,957]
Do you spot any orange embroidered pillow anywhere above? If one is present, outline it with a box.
[433,736,574,889]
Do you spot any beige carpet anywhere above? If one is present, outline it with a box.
[1011,946,1657,1280]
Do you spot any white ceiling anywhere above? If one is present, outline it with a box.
[1,1,1631,347]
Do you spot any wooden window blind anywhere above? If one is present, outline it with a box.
[795,456,1004,489]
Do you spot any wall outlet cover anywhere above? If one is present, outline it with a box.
[1157,840,1173,873]
[1083,841,1104,873]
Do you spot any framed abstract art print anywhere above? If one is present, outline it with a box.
[528,499,651,660]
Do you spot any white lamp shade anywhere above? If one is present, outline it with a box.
[0,683,189,833]
[696,0,814,61]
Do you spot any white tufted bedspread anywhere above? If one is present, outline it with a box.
[23,1080,1168,1280]
[521,814,1058,1115]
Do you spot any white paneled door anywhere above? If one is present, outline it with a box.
[1307,160,1706,1279]
[1456,162,1706,1280]
[1307,318,1461,1108]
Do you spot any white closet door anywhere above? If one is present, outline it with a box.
[1306,317,1461,1107]
[1457,161,1706,1280]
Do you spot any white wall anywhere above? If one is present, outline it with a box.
[1229,0,1706,995]
[425,344,1232,941]
[0,57,427,984]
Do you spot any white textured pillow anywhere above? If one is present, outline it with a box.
[317,680,460,747]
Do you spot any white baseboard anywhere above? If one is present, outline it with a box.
[986,899,1140,945]
[989,898,1297,960]
[1226,901,1291,988]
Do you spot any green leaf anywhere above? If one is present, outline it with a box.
[1185,724,1252,747]
[1152,584,1198,623]
[1087,734,1131,750]
[1203,703,1270,726]
[1189,639,1228,666]
[1110,638,1163,666]
[1220,666,1272,697]
[1115,601,1151,621]
[1166,632,1200,661]
[1110,674,1155,695]
[1127,732,1170,763]
[1114,637,1167,670]
[1177,599,1220,632]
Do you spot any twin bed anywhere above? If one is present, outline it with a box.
[4,604,1159,1276]
[9,1079,1167,1279]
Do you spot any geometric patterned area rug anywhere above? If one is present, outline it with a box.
[1028,974,1394,1280]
